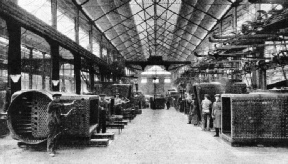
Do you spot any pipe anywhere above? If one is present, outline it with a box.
[216,43,288,50]
[194,52,206,57]
[209,36,286,44]
[193,1,240,52]
[218,53,271,59]
[212,33,288,40]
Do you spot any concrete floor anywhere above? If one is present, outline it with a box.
[1,107,288,164]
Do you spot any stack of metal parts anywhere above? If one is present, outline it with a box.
[222,92,288,145]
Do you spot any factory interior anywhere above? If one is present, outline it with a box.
[1,0,288,163]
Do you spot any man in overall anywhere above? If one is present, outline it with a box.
[97,94,109,133]
[47,93,75,157]
[212,94,222,137]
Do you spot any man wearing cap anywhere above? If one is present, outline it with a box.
[212,94,222,137]
[114,93,122,115]
[114,93,122,105]
[97,94,109,133]
[47,93,75,157]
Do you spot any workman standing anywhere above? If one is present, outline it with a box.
[4,87,11,113]
[97,94,109,133]
[212,94,222,137]
[47,93,75,157]
[165,94,171,110]
[114,93,122,115]
[201,94,212,131]
[187,94,195,124]
[114,93,122,105]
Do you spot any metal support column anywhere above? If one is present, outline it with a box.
[42,52,46,90]
[50,0,59,91]
[100,36,103,58]
[74,7,81,94]
[28,47,33,89]
[107,49,110,64]
[61,63,65,92]
[232,5,239,79]
[74,54,81,94]
[7,20,21,95]
[50,41,60,91]
[99,66,105,82]
[89,62,95,92]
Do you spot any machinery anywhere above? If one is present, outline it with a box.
[152,94,166,109]
[222,90,288,145]
[94,83,132,98]
[7,90,99,144]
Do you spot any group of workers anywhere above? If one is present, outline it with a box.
[46,93,130,157]
[199,94,221,137]
[167,92,222,137]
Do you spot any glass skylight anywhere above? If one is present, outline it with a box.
[18,0,52,25]
[130,0,181,57]
[141,65,171,75]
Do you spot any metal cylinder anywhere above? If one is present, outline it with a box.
[7,90,52,144]
[7,90,99,144]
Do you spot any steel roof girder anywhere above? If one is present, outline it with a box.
[102,3,154,33]
[139,37,191,57]
[182,1,219,21]
[92,0,131,23]
[109,18,148,42]
[157,3,209,32]
[157,16,202,42]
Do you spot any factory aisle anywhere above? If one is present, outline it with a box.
[1,108,288,164]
